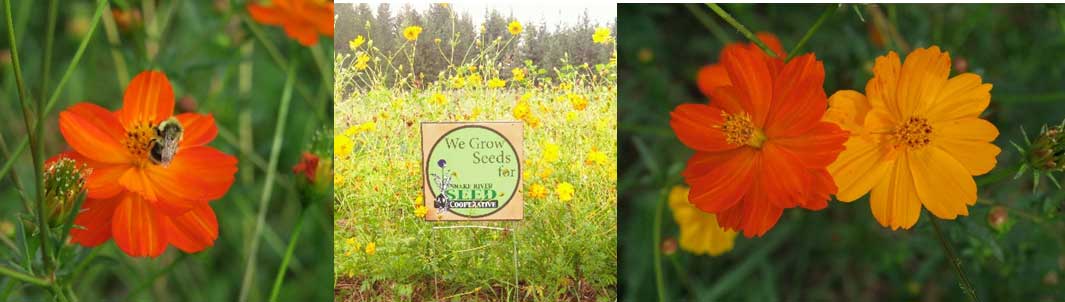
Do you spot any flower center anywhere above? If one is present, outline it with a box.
[124,120,156,165]
[893,116,934,149]
[720,112,766,148]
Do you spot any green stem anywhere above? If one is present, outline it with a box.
[242,15,323,122]
[684,3,732,44]
[41,0,57,96]
[787,5,837,60]
[238,63,296,302]
[929,217,980,302]
[705,3,778,58]
[0,264,50,288]
[652,187,667,302]
[268,209,307,302]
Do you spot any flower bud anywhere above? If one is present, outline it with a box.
[661,237,677,256]
[43,156,90,227]
[987,206,1010,233]
[1027,124,1065,172]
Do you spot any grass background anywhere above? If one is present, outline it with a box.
[619,4,1065,301]
[0,1,333,301]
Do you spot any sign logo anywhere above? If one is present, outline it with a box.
[422,122,523,220]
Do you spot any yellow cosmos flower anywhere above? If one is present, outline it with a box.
[364,241,376,255]
[586,149,608,166]
[669,186,736,256]
[556,182,575,202]
[335,134,354,158]
[568,93,588,111]
[524,114,541,128]
[349,35,365,49]
[334,172,344,187]
[487,78,506,89]
[355,53,370,71]
[565,111,577,122]
[513,100,530,120]
[414,205,428,218]
[512,68,525,81]
[537,166,553,179]
[431,92,448,105]
[467,73,483,87]
[345,237,355,245]
[825,46,1000,230]
[403,26,422,41]
[592,27,612,44]
[529,183,547,199]
[542,142,560,163]
[450,76,466,89]
[507,20,522,35]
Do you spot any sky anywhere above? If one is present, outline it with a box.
[337,2,617,31]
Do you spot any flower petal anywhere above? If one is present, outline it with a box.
[696,64,730,98]
[164,203,219,253]
[759,142,810,208]
[716,180,783,237]
[869,153,922,230]
[282,20,320,46]
[828,137,893,202]
[70,196,122,247]
[771,121,848,168]
[909,147,977,220]
[85,163,128,199]
[801,169,835,210]
[897,46,951,116]
[117,71,175,127]
[669,104,735,152]
[927,73,992,122]
[175,113,218,148]
[933,118,1000,175]
[58,103,130,164]
[112,194,168,257]
[765,53,827,137]
[146,146,237,204]
[247,4,284,25]
[752,32,786,59]
[825,90,872,134]
[866,51,902,117]
[683,148,758,213]
[720,45,773,127]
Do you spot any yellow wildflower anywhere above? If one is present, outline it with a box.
[355,53,370,71]
[565,111,577,122]
[335,135,354,158]
[669,186,737,256]
[507,20,522,35]
[592,27,612,44]
[365,242,376,255]
[414,205,428,218]
[349,35,365,49]
[334,172,344,187]
[450,76,466,89]
[542,142,559,163]
[556,182,575,202]
[568,93,588,111]
[586,149,608,166]
[402,26,422,41]
[513,101,530,120]
[431,92,448,105]
[468,73,483,87]
[529,183,547,199]
[487,78,506,89]
[512,68,525,81]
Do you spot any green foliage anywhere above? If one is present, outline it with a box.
[619,3,1065,301]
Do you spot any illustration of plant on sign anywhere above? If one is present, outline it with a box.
[431,159,453,216]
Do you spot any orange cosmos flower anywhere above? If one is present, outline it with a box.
[58,71,237,257]
[825,46,999,230]
[247,0,334,46]
[670,33,848,237]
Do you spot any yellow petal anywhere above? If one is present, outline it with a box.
[927,73,992,121]
[828,138,892,202]
[866,51,901,117]
[869,153,922,230]
[909,147,977,219]
[825,90,872,134]
[934,118,1001,175]
[897,46,951,115]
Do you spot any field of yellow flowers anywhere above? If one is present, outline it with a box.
[333,10,618,301]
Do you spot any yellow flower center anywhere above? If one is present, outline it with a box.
[124,120,156,165]
[720,112,766,148]
[893,116,934,149]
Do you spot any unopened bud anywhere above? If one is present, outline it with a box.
[44,156,90,227]
[987,206,1010,233]
[661,237,677,256]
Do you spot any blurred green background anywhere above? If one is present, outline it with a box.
[619,4,1065,301]
[0,0,332,301]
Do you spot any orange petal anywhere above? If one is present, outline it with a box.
[683,148,758,213]
[58,103,130,164]
[669,104,736,152]
[897,46,951,116]
[825,90,872,134]
[828,137,893,202]
[311,4,334,36]
[720,46,773,127]
[753,32,786,59]
[164,203,218,253]
[146,146,237,203]
[866,51,902,118]
[909,147,977,220]
[175,113,218,148]
[85,163,128,199]
[283,20,320,46]
[772,121,848,168]
[70,195,122,247]
[119,168,159,201]
[927,73,992,122]
[716,180,783,237]
[247,4,285,25]
[800,169,836,210]
[112,194,168,257]
[869,153,922,230]
[765,53,826,137]
[759,142,810,208]
[696,64,730,98]
[117,71,175,127]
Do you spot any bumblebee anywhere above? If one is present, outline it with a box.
[149,117,183,166]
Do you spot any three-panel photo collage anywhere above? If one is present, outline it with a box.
[1,1,1064,301]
